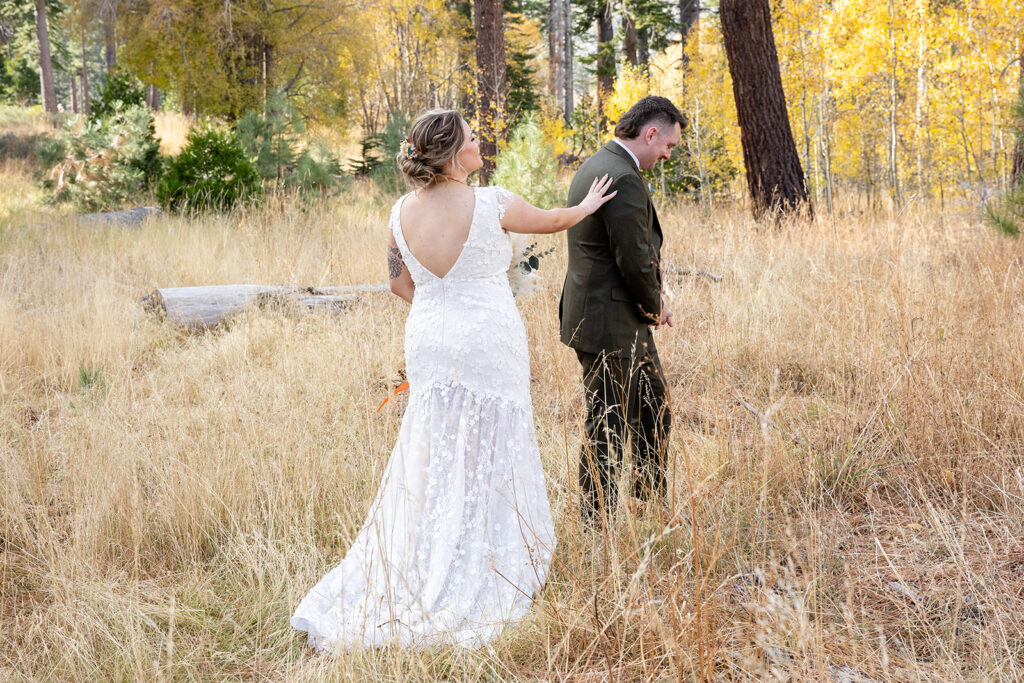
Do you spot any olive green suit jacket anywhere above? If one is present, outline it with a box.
[559,141,663,357]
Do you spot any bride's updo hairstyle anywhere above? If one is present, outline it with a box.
[397,109,467,188]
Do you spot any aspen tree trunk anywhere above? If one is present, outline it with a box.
[596,2,614,114]
[720,0,810,219]
[796,12,812,198]
[991,85,999,189]
[819,87,834,214]
[70,74,78,113]
[813,0,833,213]
[474,0,506,183]
[1012,43,1024,185]
[915,30,927,194]
[887,0,899,204]
[691,96,712,210]
[34,0,57,113]
[679,0,699,69]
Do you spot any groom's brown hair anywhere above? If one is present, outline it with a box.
[614,96,686,140]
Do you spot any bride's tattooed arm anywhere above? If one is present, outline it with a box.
[387,238,414,303]
[388,244,405,280]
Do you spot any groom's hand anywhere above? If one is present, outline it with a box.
[654,297,674,329]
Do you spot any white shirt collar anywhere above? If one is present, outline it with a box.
[612,138,640,169]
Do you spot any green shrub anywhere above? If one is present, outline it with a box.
[0,132,49,162]
[647,128,738,201]
[491,114,563,208]
[985,187,1022,238]
[235,90,301,182]
[505,13,540,130]
[985,85,1023,238]
[35,134,67,168]
[46,105,163,211]
[371,112,412,195]
[157,127,261,212]
[291,141,343,193]
[90,71,147,122]
[235,90,342,194]
[350,110,410,195]
[567,95,604,158]
[0,54,39,106]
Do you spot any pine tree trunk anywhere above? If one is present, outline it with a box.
[720,0,810,220]
[679,0,699,68]
[622,14,638,67]
[146,84,161,111]
[262,40,272,99]
[1012,44,1024,186]
[71,74,79,113]
[596,2,614,113]
[453,0,475,118]
[561,0,573,120]
[81,32,90,116]
[34,0,57,113]
[548,0,567,113]
[638,28,650,71]
[474,0,506,184]
[103,15,116,71]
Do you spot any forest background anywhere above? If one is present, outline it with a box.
[2,0,1022,211]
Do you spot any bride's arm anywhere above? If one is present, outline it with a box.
[388,233,414,303]
[501,174,616,235]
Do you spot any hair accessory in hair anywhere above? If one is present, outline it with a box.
[400,137,420,160]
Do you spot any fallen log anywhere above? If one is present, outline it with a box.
[142,284,389,329]
[79,206,161,227]
[664,264,724,282]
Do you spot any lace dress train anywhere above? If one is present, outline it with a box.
[291,186,556,652]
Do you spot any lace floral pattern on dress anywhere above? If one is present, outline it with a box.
[290,185,556,652]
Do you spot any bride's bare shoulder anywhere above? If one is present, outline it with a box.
[402,185,474,215]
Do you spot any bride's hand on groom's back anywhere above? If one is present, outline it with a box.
[501,174,616,235]
[578,174,617,215]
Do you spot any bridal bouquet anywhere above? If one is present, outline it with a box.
[507,233,555,299]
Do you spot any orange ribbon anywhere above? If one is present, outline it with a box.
[376,381,410,412]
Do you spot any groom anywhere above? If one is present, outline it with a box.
[559,95,685,524]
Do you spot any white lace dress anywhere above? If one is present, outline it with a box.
[291,185,557,652]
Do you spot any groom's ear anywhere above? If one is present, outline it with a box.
[644,125,659,144]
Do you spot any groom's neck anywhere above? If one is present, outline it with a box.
[613,137,642,169]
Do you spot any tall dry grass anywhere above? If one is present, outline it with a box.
[1,164,1023,679]
[0,107,60,228]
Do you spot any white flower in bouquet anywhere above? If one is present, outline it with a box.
[507,233,554,299]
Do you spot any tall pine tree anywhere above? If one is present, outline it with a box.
[475,0,507,182]
[720,0,809,219]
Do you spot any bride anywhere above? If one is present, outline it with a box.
[291,109,615,652]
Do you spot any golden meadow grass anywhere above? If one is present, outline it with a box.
[2,152,1024,679]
